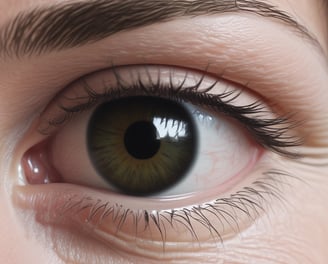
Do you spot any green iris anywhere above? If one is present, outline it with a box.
[87,96,198,196]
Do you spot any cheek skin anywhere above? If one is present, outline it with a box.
[252,166,328,264]
[204,165,328,264]
[11,158,328,264]
[10,164,328,264]
[0,159,61,263]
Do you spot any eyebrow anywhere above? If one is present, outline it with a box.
[0,0,322,59]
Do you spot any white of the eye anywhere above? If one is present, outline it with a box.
[156,104,256,196]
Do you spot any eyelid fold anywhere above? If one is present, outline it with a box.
[2,15,325,150]
[37,65,302,157]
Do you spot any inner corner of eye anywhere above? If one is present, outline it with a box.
[20,140,62,185]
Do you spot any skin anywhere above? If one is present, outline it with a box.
[0,0,328,263]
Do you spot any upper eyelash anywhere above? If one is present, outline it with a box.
[42,66,302,158]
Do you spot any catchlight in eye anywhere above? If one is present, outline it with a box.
[87,96,198,196]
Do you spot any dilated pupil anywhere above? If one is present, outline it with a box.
[124,121,160,159]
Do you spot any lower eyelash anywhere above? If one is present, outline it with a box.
[55,169,296,248]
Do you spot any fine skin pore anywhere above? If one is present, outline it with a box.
[0,0,328,263]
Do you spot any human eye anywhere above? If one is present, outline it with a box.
[16,63,301,259]
[7,1,328,263]
[23,65,298,194]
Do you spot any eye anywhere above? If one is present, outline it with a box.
[19,65,300,248]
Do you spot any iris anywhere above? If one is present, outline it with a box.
[87,96,198,196]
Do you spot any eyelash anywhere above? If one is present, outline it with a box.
[58,169,295,247]
[36,65,302,246]
[42,66,301,157]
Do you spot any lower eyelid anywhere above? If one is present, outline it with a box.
[12,150,277,251]
[11,141,300,263]
[12,184,227,263]
[12,184,255,253]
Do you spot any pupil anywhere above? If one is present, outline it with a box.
[124,121,160,159]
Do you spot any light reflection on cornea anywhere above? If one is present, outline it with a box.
[153,117,188,141]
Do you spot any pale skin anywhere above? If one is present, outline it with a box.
[1,0,328,263]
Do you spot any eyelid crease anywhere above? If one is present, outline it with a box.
[37,65,302,158]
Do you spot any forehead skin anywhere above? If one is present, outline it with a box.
[0,0,327,263]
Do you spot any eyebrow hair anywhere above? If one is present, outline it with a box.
[0,0,322,59]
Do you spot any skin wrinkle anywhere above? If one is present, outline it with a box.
[15,182,315,264]
[229,224,321,263]
[0,0,327,263]
[0,0,323,58]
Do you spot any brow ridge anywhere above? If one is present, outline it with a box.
[0,0,321,58]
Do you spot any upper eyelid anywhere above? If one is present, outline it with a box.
[0,13,325,150]
[0,0,323,59]
[37,65,270,132]
[36,65,302,158]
